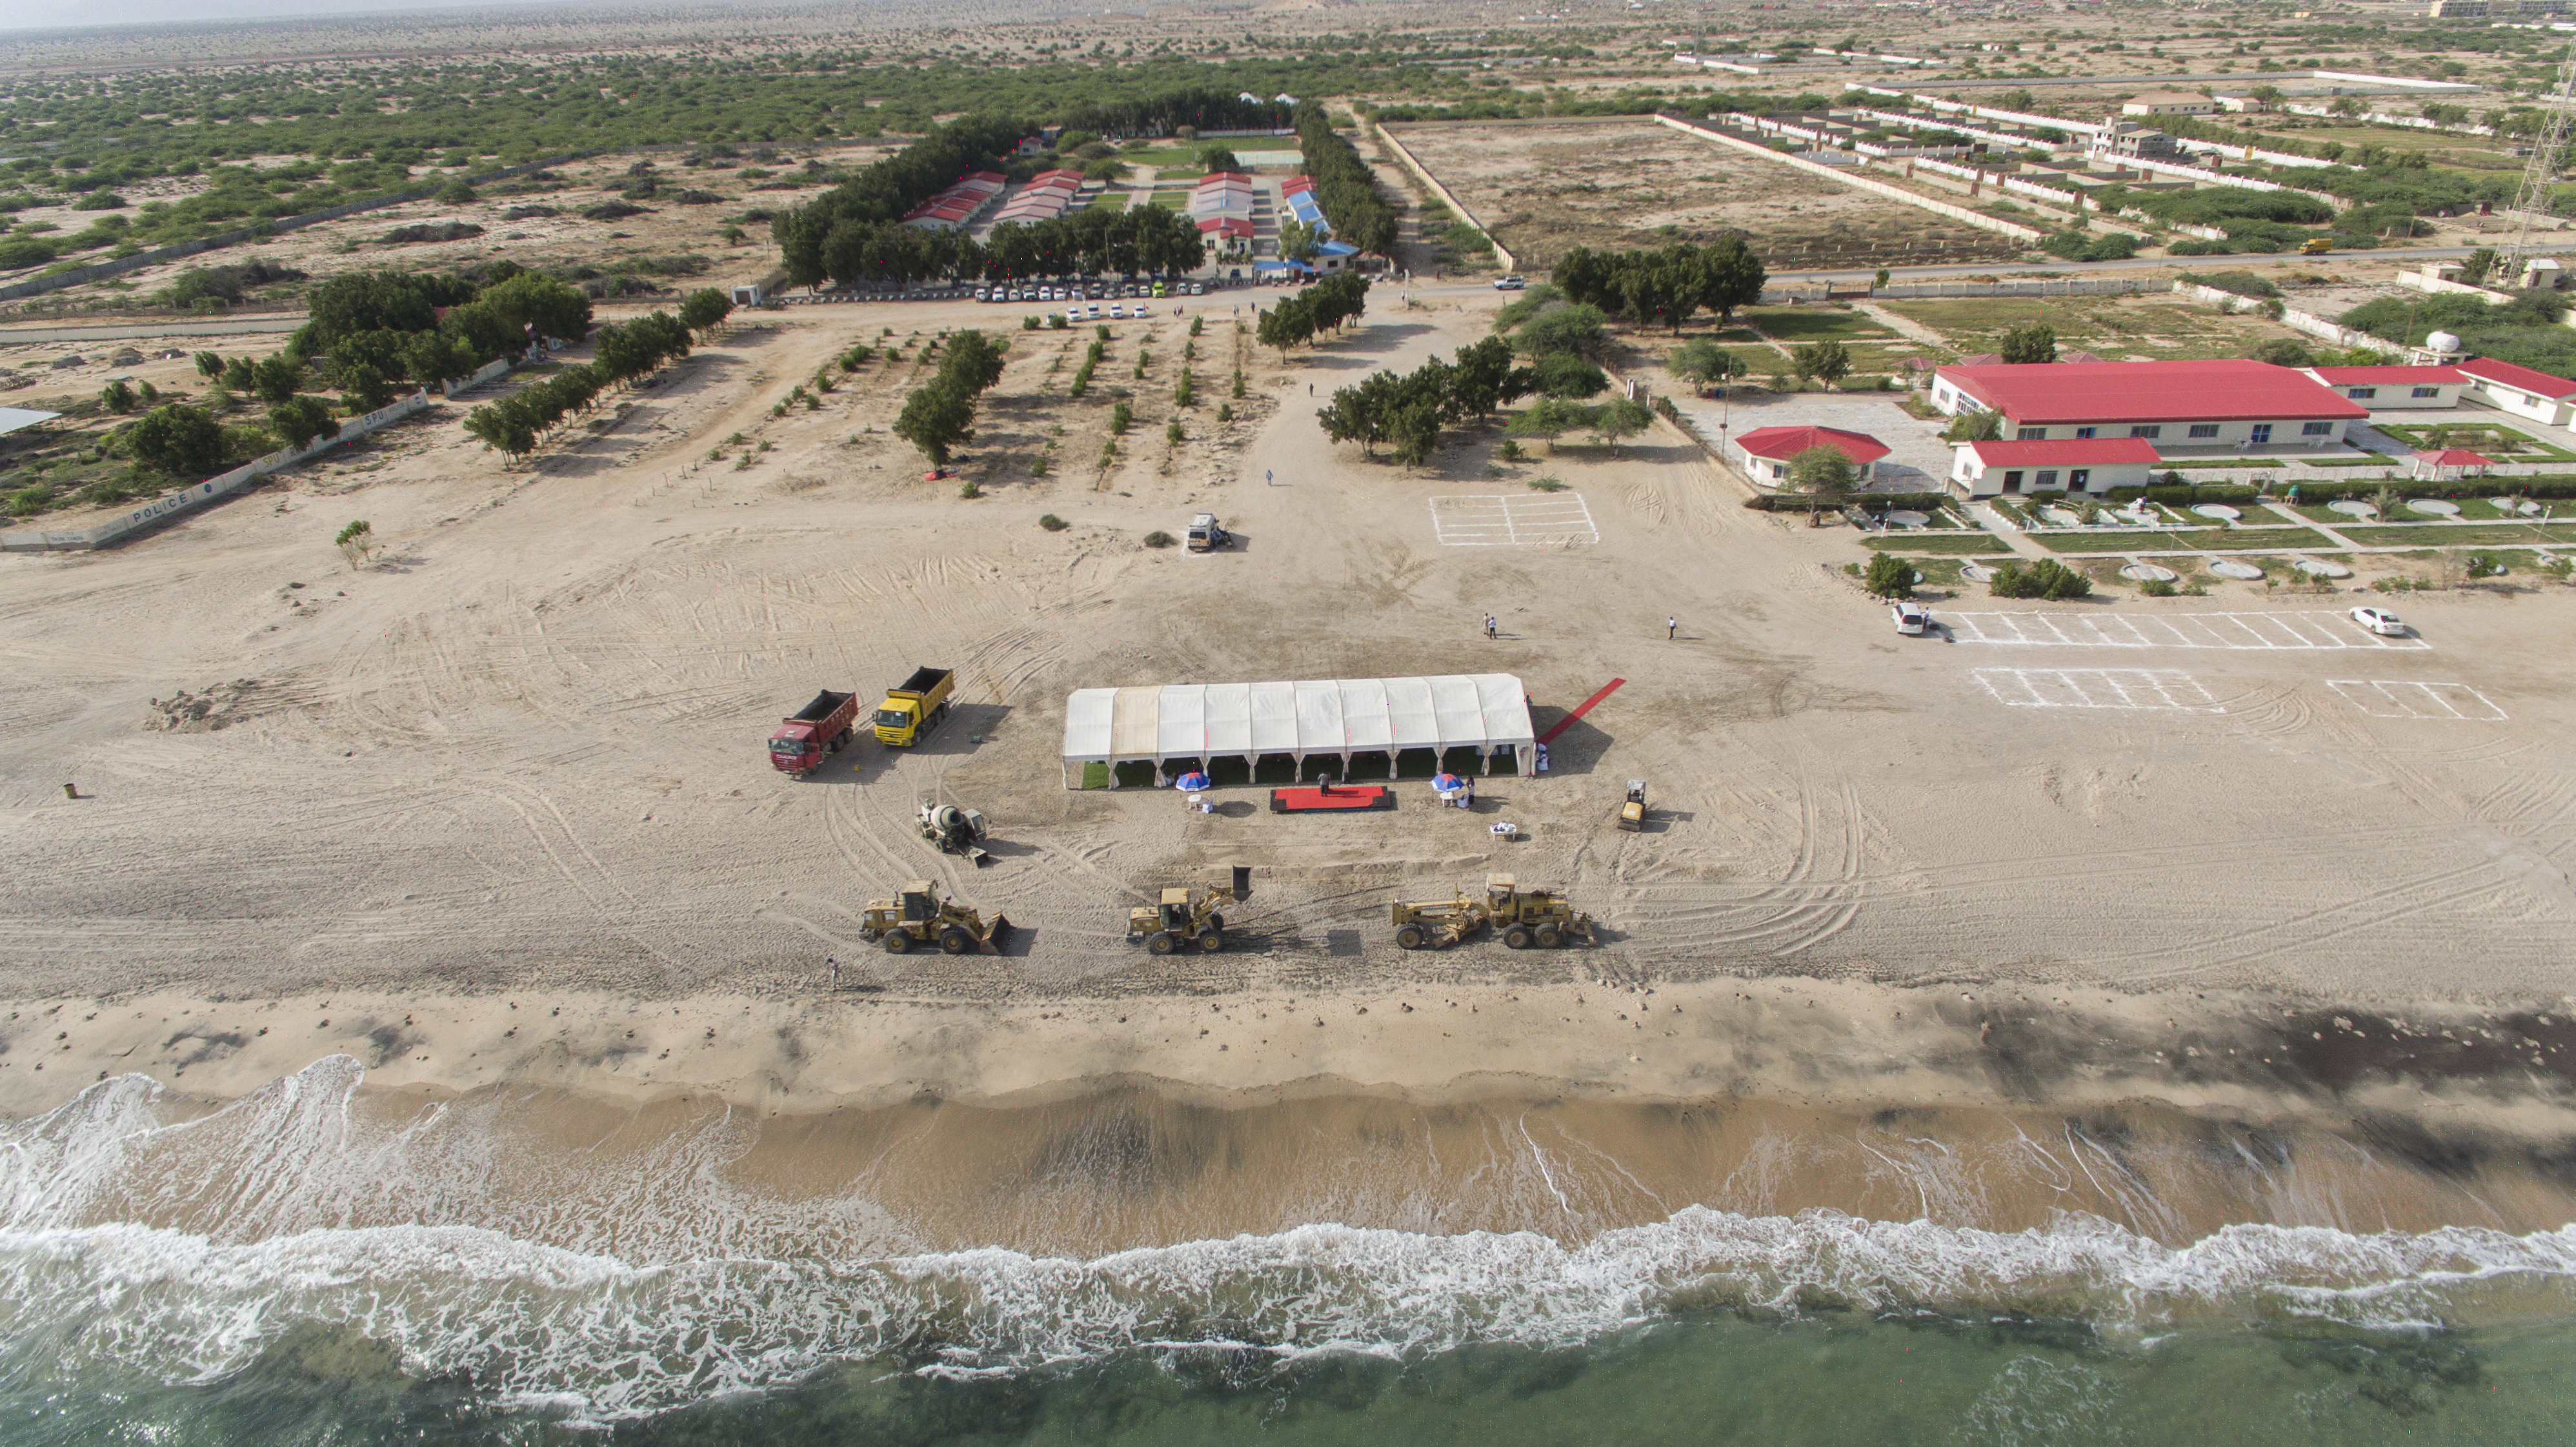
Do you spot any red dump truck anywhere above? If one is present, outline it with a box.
[769,689,861,776]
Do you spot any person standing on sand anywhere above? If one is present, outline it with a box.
[827,956,839,993]
[1667,616,1678,640]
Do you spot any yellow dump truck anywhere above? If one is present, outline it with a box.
[875,667,955,747]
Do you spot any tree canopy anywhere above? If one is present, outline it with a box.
[1550,238,1766,332]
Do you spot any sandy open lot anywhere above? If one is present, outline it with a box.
[1388,120,2026,272]
[3,282,2576,1128]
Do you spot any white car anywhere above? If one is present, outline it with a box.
[1109,303,1125,319]
[1891,601,1931,636]
[2350,605,2408,637]
[1493,275,1527,290]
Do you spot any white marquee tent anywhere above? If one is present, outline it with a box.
[1062,674,1536,787]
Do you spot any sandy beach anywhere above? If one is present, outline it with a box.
[5,284,2576,1215]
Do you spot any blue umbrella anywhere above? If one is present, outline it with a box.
[1431,773,1464,793]
[1175,772,1210,792]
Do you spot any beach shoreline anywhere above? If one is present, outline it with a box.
[12,972,2575,1175]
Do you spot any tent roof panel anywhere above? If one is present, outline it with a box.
[1062,676,1533,765]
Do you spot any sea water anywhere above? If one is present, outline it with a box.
[3,1058,2572,1444]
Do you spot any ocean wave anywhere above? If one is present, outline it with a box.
[1,1063,2572,1424]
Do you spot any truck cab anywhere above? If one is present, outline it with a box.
[770,689,857,774]
[875,666,956,746]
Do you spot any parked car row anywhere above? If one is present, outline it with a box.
[978,279,1220,304]
[1884,601,2417,640]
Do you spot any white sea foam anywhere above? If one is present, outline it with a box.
[2,1060,2572,1424]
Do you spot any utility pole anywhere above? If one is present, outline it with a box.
[2501,37,2576,284]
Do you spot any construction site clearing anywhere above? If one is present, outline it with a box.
[1,276,2574,1046]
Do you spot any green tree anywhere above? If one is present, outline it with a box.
[892,380,978,467]
[1791,340,1853,391]
[1533,353,1609,399]
[1786,444,1858,496]
[336,520,374,568]
[679,287,734,339]
[125,404,227,476]
[1591,397,1651,456]
[249,354,303,406]
[1998,323,2058,365]
[1989,558,2093,600]
[1514,303,1607,358]
[1505,397,1593,454]
[99,379,136,413]
[2248,338,2314,368]
[268,394,339,450]
[1388,400,1442,467]
[1864,552,1914,599]
[1942,408,2005,443]
[194,351,225,379]
[1668,338,1737,390]
[1197,145,1242,173]
[1277,218,1322,263]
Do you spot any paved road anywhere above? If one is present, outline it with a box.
[0,243,2504,345]
[0,315,304,345]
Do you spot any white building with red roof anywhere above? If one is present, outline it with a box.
[1731,424,1891,487]
[2300,365,2466,411]
[1931,359,2368,452]
[2456,357,2576,427]
[1948,436,2162,499]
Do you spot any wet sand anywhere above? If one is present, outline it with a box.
[13,971,2576,1257]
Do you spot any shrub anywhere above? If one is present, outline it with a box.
[1040,513,1068,531]
[959,480,980,499]
[1143,530,1177,548]
[2139,577,2179,596]
[1989,558,2093,600]
[1110,401,1132,436]
[1863,552,1914,599]
[1528,476,1565,492]
[6,484,53,517]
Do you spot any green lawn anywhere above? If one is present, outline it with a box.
[1744,305,1898,344]
[1862,534,2011,555]
[2335,521,2576,548]
[2039,526,2332,554]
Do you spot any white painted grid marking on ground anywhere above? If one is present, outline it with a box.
[1947,611,2428,651]
[1428,493,1599,546]
[2329,680,2508,721]
[1973,668,2222,712]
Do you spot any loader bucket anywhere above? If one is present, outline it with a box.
[1231,865,1253,902]
[985,915,1014,950]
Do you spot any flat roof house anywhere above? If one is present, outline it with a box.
[1949,436,2161,498]
[2122,91,2217,116]
[2301,365,2465,410]
[1931,359,2369,452]
[2457,357,2576,427]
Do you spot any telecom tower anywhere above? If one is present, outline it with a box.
[2501,39,2576,282]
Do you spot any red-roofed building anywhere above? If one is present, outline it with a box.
[1731,425,1891,487]
[2410,447,2493,480]
[2301,365,2465,410]
[1932,359,2366,451]
[1949,436,2162,498]
[2457,357,2576,427]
